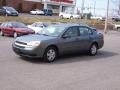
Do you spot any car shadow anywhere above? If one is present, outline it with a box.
[55,50,118,64]
[19,50,119,64]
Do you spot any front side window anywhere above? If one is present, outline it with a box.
[64,27,78,37]
[12,22,27,28]
[5,7,16,11]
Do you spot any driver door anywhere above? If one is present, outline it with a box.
[59,26,80,53]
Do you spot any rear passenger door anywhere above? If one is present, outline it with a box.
[78,26,92,51]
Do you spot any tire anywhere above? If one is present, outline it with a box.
[0,30,4,36]
[117,27,120,31]
[70,16,73,19]
[89,44,98,56]
[60,15,63,19]
[13,32,18,38]
[43,47,58,62]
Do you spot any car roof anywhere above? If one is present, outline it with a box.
[54,23,90,27]
[49,23,85,28]
[3,6,13,8]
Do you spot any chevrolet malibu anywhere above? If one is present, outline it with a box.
[12,24,104,62]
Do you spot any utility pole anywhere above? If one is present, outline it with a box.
[0,0,3,6]
[118,0,120,15]
[104,0,109,34]
[81,0,85,17]
[94,1,96,16]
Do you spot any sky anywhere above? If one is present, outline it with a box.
[75,0,118,16]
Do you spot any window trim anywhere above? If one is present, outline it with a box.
[79,26,93,36]
[62,26,79,38]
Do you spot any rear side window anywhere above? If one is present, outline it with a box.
[79,27,92,36]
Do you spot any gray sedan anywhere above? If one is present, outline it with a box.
[12,24,104,62]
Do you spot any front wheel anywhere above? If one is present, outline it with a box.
[13,32,18,38]
[43,47,58,62]
[0,30,4,36]
[89,44,98,56]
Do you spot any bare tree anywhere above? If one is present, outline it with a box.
[0,0,3,6]
[0,0,6,7]
[111,0,120,15]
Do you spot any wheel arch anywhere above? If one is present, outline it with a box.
[91,42,99,49]
[45,44,59,55]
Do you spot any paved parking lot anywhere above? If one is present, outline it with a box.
[0,31,120,90]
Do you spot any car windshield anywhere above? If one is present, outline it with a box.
[34,9,39,11]
[12,22,27,28]
[5,7,16,11]
[38,25,66,37]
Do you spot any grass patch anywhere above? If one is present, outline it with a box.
[0,16,105,25]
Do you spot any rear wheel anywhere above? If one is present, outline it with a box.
[89,44,98,56]
[60,15,63,19]
[117,27,120,31]
[0,30,4,36]
[43,47,58,62]
[70,16,73,19]
[13,32,18,38]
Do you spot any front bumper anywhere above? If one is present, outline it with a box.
[7,13,19,16]
[12,44,43,58]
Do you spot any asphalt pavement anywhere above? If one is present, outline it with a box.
[0,31,120,90]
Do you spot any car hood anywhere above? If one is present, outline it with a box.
[15,34,57,43]
[11,11,18,13]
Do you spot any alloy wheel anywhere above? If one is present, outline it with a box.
[44,47,57,62]
[89,44,97,56]
[0,31,4,36]
[14,32,17,38]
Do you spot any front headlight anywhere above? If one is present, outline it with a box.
[6,10,11,14]
[27,41,41,47]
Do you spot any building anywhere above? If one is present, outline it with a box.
[4,0,76,14]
